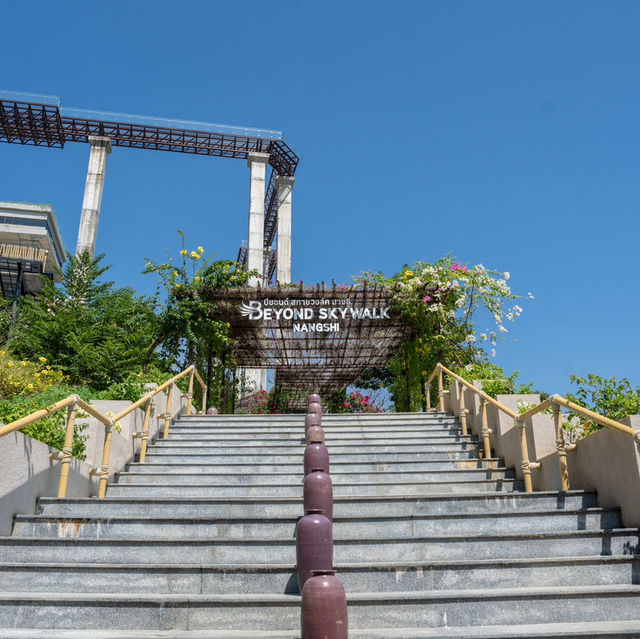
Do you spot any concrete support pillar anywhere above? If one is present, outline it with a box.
[247,152,270,286]
[276,176,294,284]
[243,152,270,394]
[76,136,112,256]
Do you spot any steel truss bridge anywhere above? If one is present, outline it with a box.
[0,92,299,279]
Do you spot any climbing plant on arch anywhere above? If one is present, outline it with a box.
[354,256,530,411]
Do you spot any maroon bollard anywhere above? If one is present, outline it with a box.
[308,401,322,415]
[305,412,322,430]
[206,406,218,415]
[304,443,329,476]
[301,569,348,639]
[303,469,333,522]
[296,509,333,591]
[306,426,325,445]
[308,393,321,405]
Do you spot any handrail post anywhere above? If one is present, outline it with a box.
[186,369,194,416]
[516,418,534,493]
[139,396,152,464]
[201,385,207,414]
[425,380,431,413]
[457,381,468,436]
[97,421,113,499]
[163,384,174,439]
[437,368,445,413]
[480,398,493,468]
[553,405,570,491]
[57,400,78,498]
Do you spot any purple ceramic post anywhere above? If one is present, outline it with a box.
[301,569,348,639]
[296,509,333,590]
[303,469,333,522]
[304,443,329,475]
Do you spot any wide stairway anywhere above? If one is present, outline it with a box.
[0,412,639,637]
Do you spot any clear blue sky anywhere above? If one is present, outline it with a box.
[1,0,638,395]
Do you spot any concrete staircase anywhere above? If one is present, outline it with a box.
[0,412,639,637]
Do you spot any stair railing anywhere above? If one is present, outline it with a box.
[427,362,640,493]
[0,364,207,499]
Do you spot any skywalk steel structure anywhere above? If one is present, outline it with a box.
[0,92,299,278]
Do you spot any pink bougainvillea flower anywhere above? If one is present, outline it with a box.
[423,295,432,303]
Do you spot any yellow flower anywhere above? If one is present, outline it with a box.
[230,275,236,281]
[421,371,427,376]
[404,270,414,278]
[7,361,13,367]
[194,276,201,282]
[190,251,201,260]
[175,283,182,288]
[27,383,33,390]
[38,357,47,363]
[21,361,28,367]
[226,322,230,328]
[41,369,48,375]
[180,249,188,256]
[198,246,204,254]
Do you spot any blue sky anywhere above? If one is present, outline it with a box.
[1,0,638,395]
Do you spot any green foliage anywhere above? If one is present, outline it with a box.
[144,233,256,411]
[331,390,383,413]
[566,374,640,436]
[11,252,163,390]
[453,361,534,398]
[0,385,95,459]
[0,351,65,399]
[354,256,529,411]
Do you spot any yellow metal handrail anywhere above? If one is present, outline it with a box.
[0,364,207,499]
[428,362,640,493]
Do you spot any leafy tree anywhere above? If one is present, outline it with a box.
[10,252,162,389]
[143,233,255,412]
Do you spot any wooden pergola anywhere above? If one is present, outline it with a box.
[202,283,408,395]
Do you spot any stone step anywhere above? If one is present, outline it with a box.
[164,430,466,441]
[168,423,461,435]
[174,414,460,424]
[151,435,478,448]
[114,468,514,486]
[2,555,636,595]
[103,477,522,497]
[0,529,636,564]
[2,620,640,638]
[140,449,482,464]
[12,507,621,540]
[37,490,599,519]
[145,441,480,455]
[1,585,639,630]
[124,457,501,474]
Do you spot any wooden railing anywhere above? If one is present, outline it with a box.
[426,362,640,493]
[0,365,207,498]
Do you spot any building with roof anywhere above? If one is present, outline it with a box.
[0,201,65,297]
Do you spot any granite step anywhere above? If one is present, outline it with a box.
[151,434,478,447]
[36,490,599,519]
[124,457,500,474]
[2,555,637,595]
[103,477,522,497]
[114,468,514,486]
[0,529,636,564]
[13,507,620,540]
[140,449,483,464]
[1,585,640,630]
[2,620,640,638]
